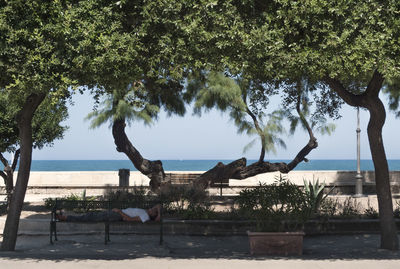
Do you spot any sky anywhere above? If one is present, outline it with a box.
[28,91,400,161]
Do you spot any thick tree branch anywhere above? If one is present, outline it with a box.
[112,118,166,191]
[365,70,385,98]
[193,86,319,188]
[11,149,20,171]
[0,171,6,181]
[323,76,364,107]
[0,153,9,168]
[245,105,265,163]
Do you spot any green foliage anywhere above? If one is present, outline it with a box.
[339,198,362,219]
[318,197,340,219]
[236,176,311,232]
[86,88,160,129]
[242,110,287,156]
[160,184,215,219]
[281,80,338,136]
[102,187,148,205]
[44,190,97,212]
[303,178,334,216]
[0,91,68,160]
[394,200,400,218]
[72,0,197,129]
[0,0,77,103]
[0,91,18,153]
[192,72,287,161]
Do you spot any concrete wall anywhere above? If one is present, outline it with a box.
[1,170,400,188]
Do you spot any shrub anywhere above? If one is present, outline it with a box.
[44,190,98,213]
[160,184,215,219]
[303,178,334,217]
[338,197,361,218]
[318,197,339,219]
[236,175,311,232]
[364,198,379,219]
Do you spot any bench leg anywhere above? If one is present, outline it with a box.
[50,221,57,244]
[50,222,53,244]
[105,223,110,244]
[159,222,163,245]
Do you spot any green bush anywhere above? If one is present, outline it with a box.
[44,190,97,212]
[303,178,334,217]
[339,198,362,219]
[160,184,215,219]
[318,197,339,219]
[236,176,311,232]
[394,200,400,218]
[103,186,148,204]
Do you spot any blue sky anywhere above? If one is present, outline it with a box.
[28,91,400,160]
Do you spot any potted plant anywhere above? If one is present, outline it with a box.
[236,176,312,256]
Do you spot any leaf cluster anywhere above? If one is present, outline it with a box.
[0,90,68,152]
[236,176,311,232]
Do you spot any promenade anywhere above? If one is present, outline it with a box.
[0,233,400,268]
[0,186,399,268]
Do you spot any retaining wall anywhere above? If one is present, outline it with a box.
[1,170,400,196]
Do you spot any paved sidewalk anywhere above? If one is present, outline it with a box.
[0,233,399,268]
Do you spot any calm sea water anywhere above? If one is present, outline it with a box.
[2,159,400,171]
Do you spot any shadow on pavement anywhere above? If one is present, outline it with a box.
[0,234,399,261]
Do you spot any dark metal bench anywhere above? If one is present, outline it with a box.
[50,199,163,245]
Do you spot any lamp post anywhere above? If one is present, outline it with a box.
[354,107,363,197]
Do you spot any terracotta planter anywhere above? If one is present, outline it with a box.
[247,231,305,256]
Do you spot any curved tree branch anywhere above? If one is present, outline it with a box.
[0,153,9,168]
[323,76,364,107]
[194,87,319,188]
[245,105,266,163]
[112,118,166,191]
[11,149,20,172]
[365,70,385,98]
[0,171,6,181]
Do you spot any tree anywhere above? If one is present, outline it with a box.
[192,72,287,163]
[224,0,400,250]
[0,0,76,251]
[188,72,336,187]
[70,0,194,191]
[0,92,68,204]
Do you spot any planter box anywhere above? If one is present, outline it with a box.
[247,231,304,256]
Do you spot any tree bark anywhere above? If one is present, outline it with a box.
[194,87,318,188]
[112,118,167,191]
[0,149,20,204]
[194,134,318,187]
[1,93,45,251]
[324,70,398,250]
[366,99,398,250]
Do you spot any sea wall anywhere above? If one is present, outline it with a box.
[1,170,400,196]
[0,171,400,197]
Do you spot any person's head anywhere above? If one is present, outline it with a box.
[147,206,158,220]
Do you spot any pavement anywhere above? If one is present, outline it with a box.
[0,194,399,268]
[0,233,399,268]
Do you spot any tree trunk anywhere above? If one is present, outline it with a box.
[112,119,167,191]
[0,150,20,205]
[366,98,398,250]
[194,135,318,188]
[1,93,45,251]
[324,71,398,250]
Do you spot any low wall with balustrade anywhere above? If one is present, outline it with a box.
[1,170,400,196]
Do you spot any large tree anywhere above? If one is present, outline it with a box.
[0,92,68,204]
[71,0,193,191]
[186,72,336,187]
[0,0,77,251]
[222,0,400,250]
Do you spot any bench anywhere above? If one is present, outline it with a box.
[50,199,163,245]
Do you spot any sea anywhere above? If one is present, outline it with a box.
[1,159,400,171]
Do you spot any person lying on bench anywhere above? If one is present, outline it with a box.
[56,204,161,223]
